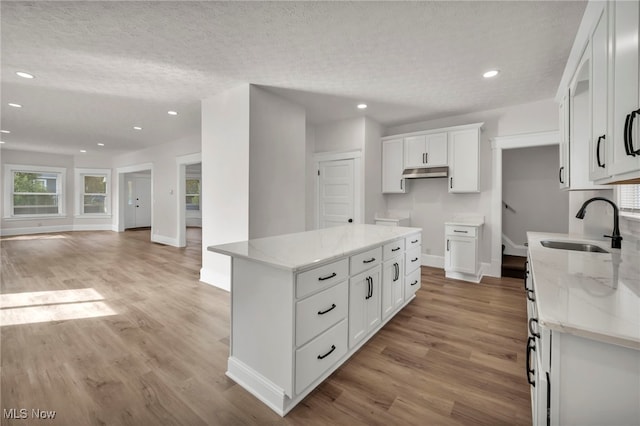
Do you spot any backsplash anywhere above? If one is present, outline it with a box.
[621,216,640,239]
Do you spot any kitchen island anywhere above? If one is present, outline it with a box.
[525,232,640,426]
[208,224,422,416]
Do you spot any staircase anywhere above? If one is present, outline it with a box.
[502,254,527,279]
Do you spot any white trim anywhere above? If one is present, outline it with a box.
[502,234,528,257]
[151,233,179,247]
[382,122,484,141]
[73,224,115,232]
[3,163,67,218]
[74,168,112,217]
[422,254,444,269]
[176,153,202,248]
[226,358,287,416]
[115,163,153,233]
[313,150,364,229]
[490,131,560,278]
[200,267,231,292]
[0,224,116,237]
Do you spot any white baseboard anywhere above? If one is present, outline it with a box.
[0,225,73,236]
[422,254,444,269]
[226,358,287,416]
[73,224,114,232]
[151,233,179,247]
[200,267,231,292]
[502,234,527,257]
[482,261,500,278]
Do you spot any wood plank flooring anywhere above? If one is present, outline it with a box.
[1,229,531,425]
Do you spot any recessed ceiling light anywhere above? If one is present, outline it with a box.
[16,71,35,79]
[357,104,367,109]
[168,110,178,116]
[97,143,105,146]
[8,103,22,108]
[483,70,500,78]
[80,149,87,153]
[0,130,10,134]
[133,126,142,130]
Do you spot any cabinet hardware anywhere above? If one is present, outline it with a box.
[317,344,336,360]
[410,280,418,286]
[450,177,453,189]
[425,152,428,163]
[446,239,450,251]
[627,109,640,156]
[365,277,372,300]
[526,337,536,387]
[400,179,403,190]
[526,289,535,302]
[393,262,399,281]
[528,318,541,339]
[558,166,564,184]
[411,257,418,262]
[596,135,606,167]
[453,230,468,233]
[317,303,337,315]
[422,153,426,164]
[411,239,418,244]
[523,260,529,290]
[363,257,376,264]
[391,247,400,252]
[318,272,336,281]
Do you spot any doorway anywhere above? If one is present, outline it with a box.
[314,151,363,229]
[176,153,202,248]
[124,171,152,229]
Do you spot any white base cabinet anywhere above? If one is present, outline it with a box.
[444,222,483,283]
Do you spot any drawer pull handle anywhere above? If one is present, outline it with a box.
[318,304,336,315]
[318,272,337,281]
[526,337,536,387]
[317,345,336,360]
[528,318,541,339]
[453,230,468,233]
[391,247,401,252]
[365,277,373,300]
[411,280,418,286]
[394,263,399,281]
[526,289,535,302]
[411,239,418,244]
[363,257,376,264]
[411,257,418,262]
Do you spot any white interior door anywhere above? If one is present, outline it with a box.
[318,159,355,228]
[134,177,151,227]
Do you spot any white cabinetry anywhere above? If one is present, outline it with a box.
[404,234,422,300]
[589,3,609,181]
[448,128,480,193]
[382,138,406,193]
[381,239,404,320]
[444,222,483,283]
[558,90,570,189]
[348,266,381,348]
[404,132,447,168]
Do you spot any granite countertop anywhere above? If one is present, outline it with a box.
[445,216,485,227]
[527,232,640,350]
[208,224,422,272]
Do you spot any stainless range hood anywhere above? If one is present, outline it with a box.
[402,166,448,179]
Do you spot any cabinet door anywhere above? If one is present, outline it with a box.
[349,267,381,348]
[445,236,476,274]
[382,138,406,193]
[558,90,570,189]
[448,129,479,193]
[365,268,381,331]
[382,260,403,320]
[590,5,609,181]
[424,132,448,166]
[404,135,426,168]
[609,0,640,176]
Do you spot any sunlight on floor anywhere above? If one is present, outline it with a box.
[0,288,117,326]
[0,234,68,241]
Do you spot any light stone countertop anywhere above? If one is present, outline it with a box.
[208,224,422,272]
[445,216,485,227]
[527,231,640,350]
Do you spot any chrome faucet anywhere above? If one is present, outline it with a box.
[575,197,623,249]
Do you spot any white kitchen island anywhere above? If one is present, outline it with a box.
[208,224,422,416]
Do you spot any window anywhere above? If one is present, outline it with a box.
[3,165,66,217]
[186,178,200,211]
[75,168,111,216]
[619,184,640,215]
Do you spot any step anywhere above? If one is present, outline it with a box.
[502,255,526,279]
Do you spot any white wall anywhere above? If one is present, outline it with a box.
[314,117,364,153]
[503,145,569,245]
[1,149,113,235]
[248,86,306,238]
[364,117,386,224]
[112,133,201,245]
[305,124,316,230]
[385,98,559,263]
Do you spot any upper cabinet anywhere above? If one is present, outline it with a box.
[558,0,640,185]
[404,132,447,168]
[381,123,483,194]
[558,89,570,189]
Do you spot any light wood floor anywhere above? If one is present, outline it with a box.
[1,229,531,425]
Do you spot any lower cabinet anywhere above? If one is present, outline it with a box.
[382,257,404,320]
[349,266,381,348]
[444,223,482,283]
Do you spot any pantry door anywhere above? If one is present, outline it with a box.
[318,158,356,228]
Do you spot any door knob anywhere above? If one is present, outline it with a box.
[348,219,353,223]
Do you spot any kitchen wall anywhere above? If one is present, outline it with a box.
[384,98,559,266]
[364,117,386,224]
[503,145,569,247]
[1,149,113,235]
[305,124,316,230]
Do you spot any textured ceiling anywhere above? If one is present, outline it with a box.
[0,1,586,156]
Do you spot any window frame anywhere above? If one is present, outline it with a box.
[185,176,201,212]
[3,164,67,219]
[617,184,640,222]
[74,168,112,217]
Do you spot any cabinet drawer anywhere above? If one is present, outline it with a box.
[405,246,421,273]
[405,266,421,301]
[296,258,349,299]
[445,225,477,238]
[295,319,347,394]
[383,239,405,260]
[296,280,348,347]
[405,233,422,249]
[350,246,382,276]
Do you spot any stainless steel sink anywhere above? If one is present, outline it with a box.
[540,240,609,253]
